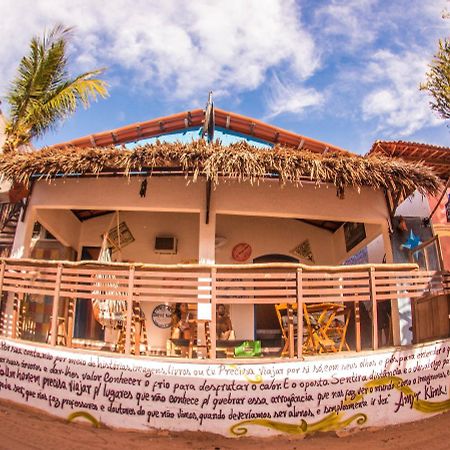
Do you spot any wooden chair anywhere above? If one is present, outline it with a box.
[47,317,68,346]
[275,303,307,357]
[303,303,351,353]
[169,320,211,358]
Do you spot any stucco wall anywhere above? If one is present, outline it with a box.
[0,338,449,437]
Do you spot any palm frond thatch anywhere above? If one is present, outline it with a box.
[0,140,440,198]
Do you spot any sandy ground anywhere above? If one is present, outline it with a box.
[0,399,449,450]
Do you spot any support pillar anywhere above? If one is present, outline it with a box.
[3,207,36,337]
[197,183,216,357]
[382,222,402,346]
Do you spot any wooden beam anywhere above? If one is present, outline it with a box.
[124,265,135,355]
[354,301,361,352]
[369,267,378,350]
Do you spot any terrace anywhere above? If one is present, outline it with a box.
[1,256,448,360]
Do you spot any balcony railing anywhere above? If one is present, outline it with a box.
[0,258,448,359]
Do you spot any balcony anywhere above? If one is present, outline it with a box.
[0,258,448,359]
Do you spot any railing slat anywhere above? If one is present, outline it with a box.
[50,264,63,347]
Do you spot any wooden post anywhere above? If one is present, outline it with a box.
[296,268,303,358]
[124,266,135,355]
[435,236,445,271]
[0,261,5,297]
[0,261,5,336]
[66,299,74,348]
[288,304,294,359]
[11,293,22,339]
[354,301,361,352]
[369,267,378,350]
[210,268,217,359]
[134,306,141,356]
[50,264,63,346]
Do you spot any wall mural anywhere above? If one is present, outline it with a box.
[0,338,449,437]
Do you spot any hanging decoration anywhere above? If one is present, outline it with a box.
[139,178,148,198]
[291,240,314,263]
[400,230,422,251]
[105,221,135,253]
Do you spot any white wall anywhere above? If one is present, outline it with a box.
[333,223,382,264]
[78,211,199,264]
[36,209,81,249]
[216,214,335,264]
[30,177,390,225]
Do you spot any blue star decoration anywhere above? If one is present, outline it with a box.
[401,230,422,251]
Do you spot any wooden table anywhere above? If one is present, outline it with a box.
[303,303,351,354]
[276,302,351,357]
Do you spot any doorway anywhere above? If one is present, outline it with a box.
[73,247,105,340]
[253,254,299,340]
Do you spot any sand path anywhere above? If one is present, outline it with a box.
[0,399,448,450]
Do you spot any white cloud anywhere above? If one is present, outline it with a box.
[314,0,378,50]
[361,50,444,136]
[0,0,320,102]
[265,75,324,118]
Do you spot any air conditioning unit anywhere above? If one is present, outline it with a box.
[154,236,178,254]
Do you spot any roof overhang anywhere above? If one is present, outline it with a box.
[48,108,351,156]
[369,140,450,179]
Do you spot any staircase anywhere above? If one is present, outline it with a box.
[0,202,22,256]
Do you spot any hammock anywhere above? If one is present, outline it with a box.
[91,211,127,330]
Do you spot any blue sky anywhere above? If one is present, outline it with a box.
[0,0,449,154]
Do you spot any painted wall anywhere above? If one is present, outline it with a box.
[216,215,334,265]
[333,223,382,264]
[78,211,199,264]
[29,177,390,226]
[213,179,390,224]
[428,189,450,270]
[36,209,81,250]
[0,338,449,437]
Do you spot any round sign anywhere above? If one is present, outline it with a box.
[232,243,252,262]
[151,304,172,329]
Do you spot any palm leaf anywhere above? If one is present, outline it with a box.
[4,25,108,151]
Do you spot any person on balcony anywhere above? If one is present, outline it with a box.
[216,304,233,340]
[171,303,192,340]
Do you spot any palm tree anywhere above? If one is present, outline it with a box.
[3,25,108,153]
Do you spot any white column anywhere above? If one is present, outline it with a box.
[11,207,36,258]
[197,184,216,357]
[382,222,403,346]
[3,207,36,337]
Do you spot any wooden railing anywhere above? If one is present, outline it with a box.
[0,258,448,358]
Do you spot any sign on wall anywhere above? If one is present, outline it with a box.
[344,222,366,252]
[151,304,173,329]
[0,339,449,437]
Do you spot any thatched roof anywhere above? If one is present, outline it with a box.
[0,140,440,199]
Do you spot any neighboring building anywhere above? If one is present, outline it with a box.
[369,141,450,270]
